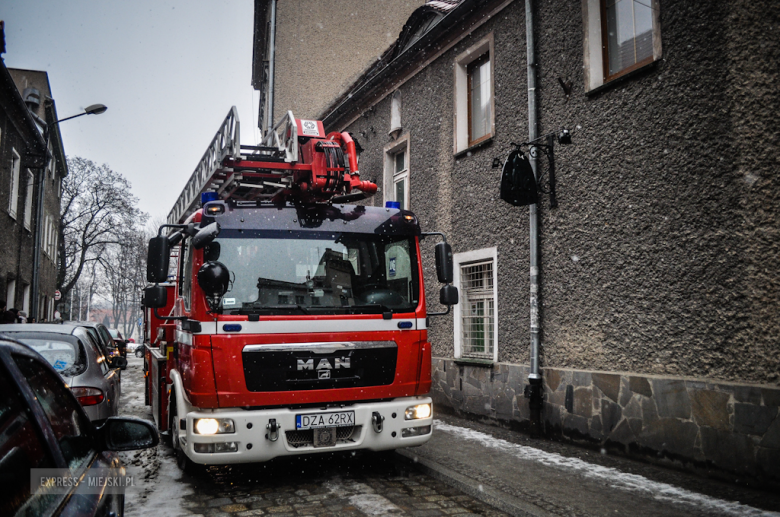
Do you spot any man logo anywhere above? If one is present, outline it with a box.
[297,357,351,371]
[318,370,331,379]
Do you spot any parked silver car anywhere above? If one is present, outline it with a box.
[68,320,125,370]
[0,323,124,424]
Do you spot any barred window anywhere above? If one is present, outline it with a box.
[460,260,494,358]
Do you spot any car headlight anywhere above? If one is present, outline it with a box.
[194,418,235,435]
[405,403,432,420]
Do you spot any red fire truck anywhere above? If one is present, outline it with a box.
[142,108,457,470]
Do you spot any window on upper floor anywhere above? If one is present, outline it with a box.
[9,149,21,219]
[384,134,410,210]
[454,34,494,154]
[583,0,661,91]
[23,170,34,231]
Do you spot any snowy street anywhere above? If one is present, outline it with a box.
[117,354,507,517]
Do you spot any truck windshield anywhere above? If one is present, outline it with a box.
[213,233,420,315]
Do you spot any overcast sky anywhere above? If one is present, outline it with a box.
[2,0,259,223]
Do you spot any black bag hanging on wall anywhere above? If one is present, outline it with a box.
[499,149,539,207]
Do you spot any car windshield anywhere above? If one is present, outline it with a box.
[11,336,87,377]
[212,233,420,315]
[108,329,120,339]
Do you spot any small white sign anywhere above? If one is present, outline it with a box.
[301,120,320,136]
[54,290,61,301]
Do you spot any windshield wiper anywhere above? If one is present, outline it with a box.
[237,304,310,315]
[346,304,394,314]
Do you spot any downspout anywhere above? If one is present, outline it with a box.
[525,0,544,436]
[265,0,277,133]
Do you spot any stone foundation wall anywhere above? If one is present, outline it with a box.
[431,357,780,484]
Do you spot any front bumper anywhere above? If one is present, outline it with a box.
[180,396,433,465]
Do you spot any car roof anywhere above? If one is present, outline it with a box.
[0,330,81,345]
[65,320,105,329]
[0,323,82,334]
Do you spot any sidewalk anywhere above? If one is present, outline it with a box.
[396,413,780,517]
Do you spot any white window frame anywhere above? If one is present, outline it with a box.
[23,170,34,231]
[389,90,402,138]
[6,278,16,310]
[9,149,21,219]
[383,134,411,210]
[582,0,662,92]
[454,33,495,154]
[22,284,31,315]
[453,247,498,361]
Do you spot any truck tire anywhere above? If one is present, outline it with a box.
[169,390,201,476]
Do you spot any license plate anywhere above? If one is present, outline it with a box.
[296,410,355,430]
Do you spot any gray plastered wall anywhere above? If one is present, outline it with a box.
[326,0,780,481]
[335,0,779,384]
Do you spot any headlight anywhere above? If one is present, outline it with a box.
[194,418,235,435]
[405,403,432,420]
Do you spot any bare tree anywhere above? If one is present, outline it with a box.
[100,229,147,338]
[58,157,146,302]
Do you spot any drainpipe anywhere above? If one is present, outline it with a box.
[525,0,544,437]
[265,0,277,134]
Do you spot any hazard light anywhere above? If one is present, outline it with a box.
[385,201,401,209]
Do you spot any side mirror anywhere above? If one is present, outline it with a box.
[440,284,459,306]
[147,236,171,283]
[143,285,167,309]
[197,261,230,299]
[434,242,453,283]
[192,222,221,250]
[110,357,128,370]
[97,417,159,451]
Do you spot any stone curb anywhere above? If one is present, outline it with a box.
[395,449,551,517]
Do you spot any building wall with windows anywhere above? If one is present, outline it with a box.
[0,53,47,319]
[8,68,67,321]
[310,0,780,482]
[0,43,67,321]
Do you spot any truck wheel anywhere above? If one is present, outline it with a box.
[170,391,200,476]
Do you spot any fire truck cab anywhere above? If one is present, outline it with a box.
[142,108,457,469]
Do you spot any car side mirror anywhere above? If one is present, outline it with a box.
[435,242,453,283]
[97,417,159,451]
[111,357,128,370]
[143,285,167,309]
[147,236,171,283]
[440,284,458,306]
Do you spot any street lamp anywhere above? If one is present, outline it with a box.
[30,103,107,321]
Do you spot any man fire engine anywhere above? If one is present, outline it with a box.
[142,108,457,471]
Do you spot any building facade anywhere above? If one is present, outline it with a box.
[254,0,780,483]
[253,0,425,128]
[1,27,67,321]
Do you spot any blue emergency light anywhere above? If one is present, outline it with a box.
[201,191,219,205]
[385,201,401,209]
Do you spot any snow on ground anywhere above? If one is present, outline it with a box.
[434,420,780,517]
[119,355,193,517]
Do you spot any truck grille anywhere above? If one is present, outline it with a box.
[285,425,361,448]
[242,341,397,392]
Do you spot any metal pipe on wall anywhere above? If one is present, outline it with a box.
[525,0,544,434]
[266,0,277,133]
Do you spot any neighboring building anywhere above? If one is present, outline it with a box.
[253,0,780,482]
[0,24,67,321]
[252,0,424,129]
